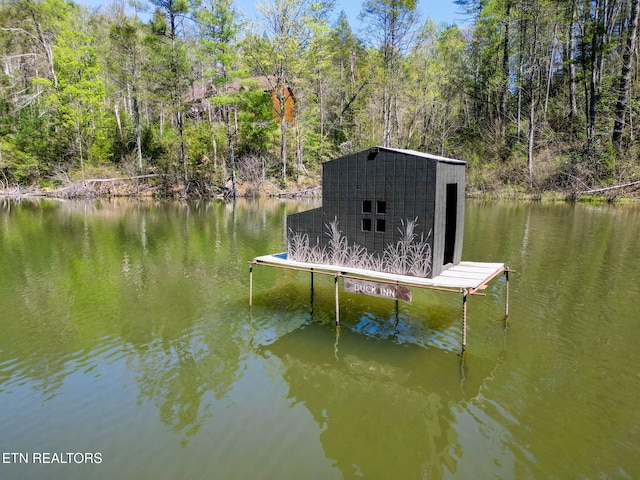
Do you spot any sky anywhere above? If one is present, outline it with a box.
[78,0,469,29]
[233,0,468,27]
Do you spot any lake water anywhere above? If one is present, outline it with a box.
[1,198,639,479]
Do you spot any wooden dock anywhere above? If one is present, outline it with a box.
[249,253,510,352]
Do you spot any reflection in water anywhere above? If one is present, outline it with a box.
[0,197,305,448]
[257,320,505,479]
[130,326,244,446]
[2,199,640,479]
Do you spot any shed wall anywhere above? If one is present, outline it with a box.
[286,147,465,279]
[431,161,466,276]
[321,149,437,260]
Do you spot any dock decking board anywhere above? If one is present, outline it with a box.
[252,254,505,292]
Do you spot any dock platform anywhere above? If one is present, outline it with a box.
[249,253,510,352]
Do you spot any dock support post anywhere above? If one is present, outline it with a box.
[310,268,314,314]
[334,273,340,325]
[462,289,468,352]
[249,263,253,308]
[505,268,510,318]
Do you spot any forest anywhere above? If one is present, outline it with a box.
[1,0,639,198]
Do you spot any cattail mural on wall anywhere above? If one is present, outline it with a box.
[287,218,432,277]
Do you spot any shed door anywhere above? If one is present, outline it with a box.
[443,183,457,265]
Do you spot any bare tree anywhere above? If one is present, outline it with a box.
[612,0,640,148]
[361,0,418,148]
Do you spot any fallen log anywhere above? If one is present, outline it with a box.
[580,180,640,195]
[85,174,167,183]
[278,186,321,198]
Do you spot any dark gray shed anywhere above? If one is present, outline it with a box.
[286,146,466,279]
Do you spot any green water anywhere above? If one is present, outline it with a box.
[0,198,639,479]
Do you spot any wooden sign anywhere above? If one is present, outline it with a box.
[344,278,412,302]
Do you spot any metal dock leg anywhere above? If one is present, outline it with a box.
[249,263,253,308]
[334,273,340,325]
[462,289,468,352]
[505,268,510,318]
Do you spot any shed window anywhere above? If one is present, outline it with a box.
[362,199,386,233]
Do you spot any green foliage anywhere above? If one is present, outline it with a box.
[0,0,639,194]
[143,35,192,106]
[196,0,241,84]
[236,89,278,156]
[89,116,121,164]
[149,8,168,36]
[0,104,58,184]
[184,122,213,171]
[141,125,167,165]
[49,29,106,120]
[0,137,42,185]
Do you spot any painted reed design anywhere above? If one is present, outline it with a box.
[287,218,432,277]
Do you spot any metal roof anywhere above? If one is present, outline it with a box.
[372,146,467,165]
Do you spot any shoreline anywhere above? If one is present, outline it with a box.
[1,180,639,204]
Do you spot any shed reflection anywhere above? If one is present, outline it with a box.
[258,321,499,479]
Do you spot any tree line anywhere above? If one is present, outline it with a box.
[1,0,639,197]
